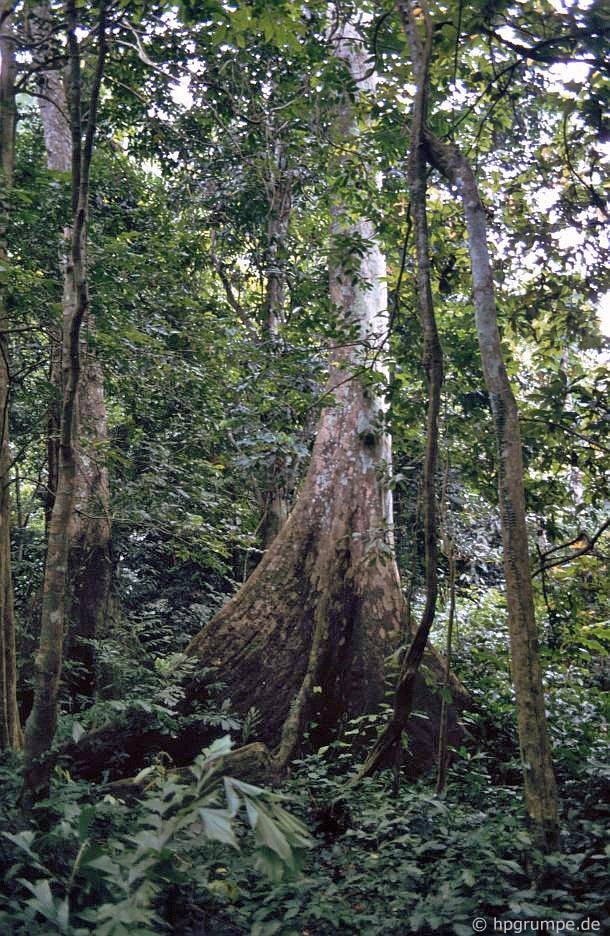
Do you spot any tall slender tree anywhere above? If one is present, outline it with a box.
[29,1,113,704]
[257,134,293,548]
[22,0,107,805]
[0,3,22,750]
[353,0,443,783]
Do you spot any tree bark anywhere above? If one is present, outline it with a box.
[22,1,106,806]
[30,1,113,704]
[424,118,560,852]
[0,11,23,750]
[28,3,69,529]
[29,4,72,173]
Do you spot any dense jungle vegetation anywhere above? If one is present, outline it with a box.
[0,0,608,933]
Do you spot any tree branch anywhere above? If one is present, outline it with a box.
[532,518,610,577]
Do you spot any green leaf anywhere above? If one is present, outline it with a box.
[72,720,86,743]
[199,807,239,849]
[250,804,292,862]
[461,869,476,887]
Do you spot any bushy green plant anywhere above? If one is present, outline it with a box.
[0,738,312,935]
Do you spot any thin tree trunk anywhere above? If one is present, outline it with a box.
[264,139,291,338]
[0,11,22,750]
[435,455,456,793]
[28,3,70,527]
[353,0,444,782]
[30,1,113,704]
[22,1,106,806]
[436,548,455,794]
[259,138,292,547]
[425,127,559,849]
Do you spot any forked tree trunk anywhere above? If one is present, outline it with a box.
[0,15,22,750]
[22,1,106,806]
[30,2,112,703]
[185,17,468,774]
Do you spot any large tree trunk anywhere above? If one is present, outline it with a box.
[185,17,467,775]
[0,14,22,750]
[22,1,106,806]
[188,331,399,762]
[30,2,112,704]
[424,127,559,851]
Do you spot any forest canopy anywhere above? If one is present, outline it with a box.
[0,0,608,933]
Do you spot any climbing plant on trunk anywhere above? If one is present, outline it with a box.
[22,0,107,806]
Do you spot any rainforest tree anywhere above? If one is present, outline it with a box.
[28,0,113,704]
[184,8,467,772]
[21,0,107,806]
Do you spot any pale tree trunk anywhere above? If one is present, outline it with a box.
[30,2,112,704]
[29,4,71,173]
[0,12,22,750]
[22,1,106,806]
[354,0,444,781]
[259,137,292,547]
[184,16,468,775]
